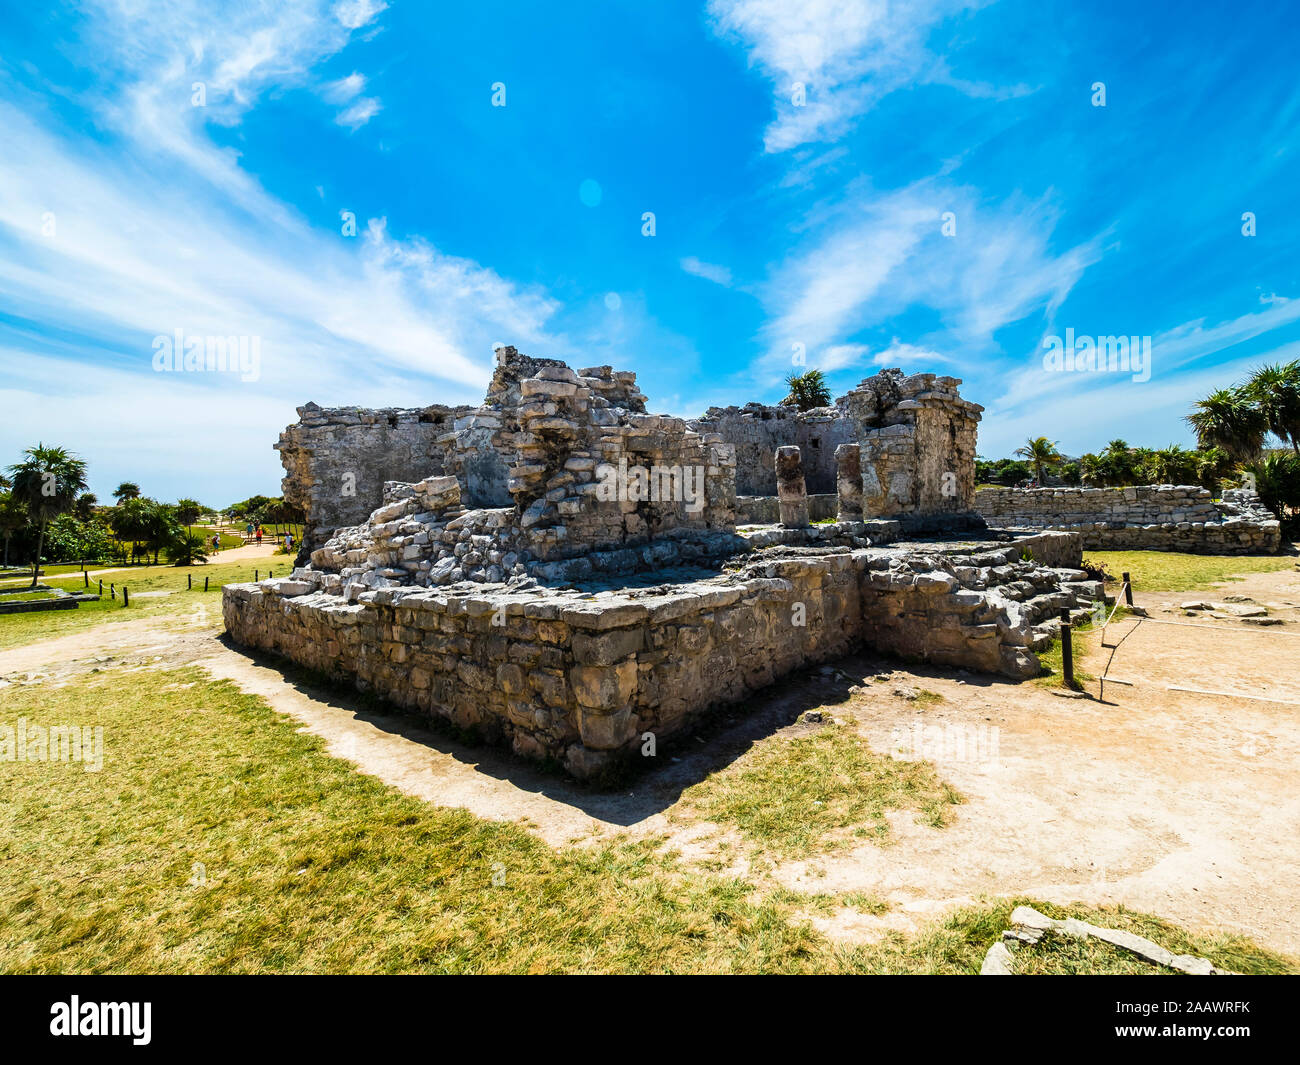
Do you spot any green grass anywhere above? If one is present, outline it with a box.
[0,562,112,584]
[0,560,279,650]
[0,667,829,974]
[677,719,963,859]
[0,590,65,603]
[986,901,1297,976]
[1089,549,1295,594]
[1,666,1292,974]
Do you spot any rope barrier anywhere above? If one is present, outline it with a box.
[1094,571,1297,701]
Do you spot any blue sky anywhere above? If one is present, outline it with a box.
[2,0,1298,505]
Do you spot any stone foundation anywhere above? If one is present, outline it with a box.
[225,531,1092,778]
[973,485,1281,554]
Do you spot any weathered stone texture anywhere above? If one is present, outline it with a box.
[277,403,473,551]
[228,346,1116,780]
[775,446,809,527]
[974,485,1281,554]
[224,531,1092,778]
[690,403,853,495]
[844,368,983,528]
[835,442,863,522]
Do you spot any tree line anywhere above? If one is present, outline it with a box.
[989,361,1300,526]
[1,444,303,588]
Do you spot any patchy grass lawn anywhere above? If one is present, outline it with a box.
[675,718,962,859]
[0,590,65,603]
[1,665,1292,974]
[1089,549,1294,593]
[0,666,830,974]
[0,560,276,650]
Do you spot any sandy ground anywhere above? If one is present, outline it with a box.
[3,555,1298,955]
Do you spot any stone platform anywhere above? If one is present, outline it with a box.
[223,529,1096,779]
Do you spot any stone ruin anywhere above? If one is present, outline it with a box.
[225,348,1106,779]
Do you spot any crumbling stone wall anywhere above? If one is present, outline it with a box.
[973,485,1281,554]
[844,369,983,528]
[277,403,473,550]
[690,403,852,495]
[230,345,1112,782]
[298,350,739,594]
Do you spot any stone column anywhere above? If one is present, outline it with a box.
[835,442,862,522]
[775,445,808,527]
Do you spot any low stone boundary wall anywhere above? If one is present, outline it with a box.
[223,531,1091,779]
[736,494,837,525]
[974,485,1280,554]
[0,591,99,615]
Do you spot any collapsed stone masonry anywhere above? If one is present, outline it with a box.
[227,351,1107,779]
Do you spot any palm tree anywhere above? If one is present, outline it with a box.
[174,498,203,541]
[1079,452,1102,486]
[781,369,833,411]
[1186,388,1267,461]
[1148,444,1197,485]
[73,492,99,521]
[0,490,27,569]
[1243,360,1300,454]
[113,481,142,503]
[1014,436,1064,485]
[7,444,89,587]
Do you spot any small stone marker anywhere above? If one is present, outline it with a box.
[775,445,809,527]
[834,442,862,521]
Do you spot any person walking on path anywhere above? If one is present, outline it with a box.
[255,527,263,545]
[284,531,294,553]
[211,534,220,555]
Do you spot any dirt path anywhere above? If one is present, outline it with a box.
[4,560,1299,956]
[0,543,281,589]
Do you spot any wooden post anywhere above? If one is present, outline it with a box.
[188,573,192,590]
[255,569,259,581]
[83,570,88,587]
[98,579,103,596]
[204,576,209,592]
[110,583,115,600]
[122,588,129,607]
[1059,608,1075,688]
[1122,572,1133,606]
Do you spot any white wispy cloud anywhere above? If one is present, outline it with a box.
[336,95,382,129]
[753,178,1101,385]
[323,71,367,103]
[706,0,1003,151]
[0,0,564,498]
[680,256,733,287]
[322,71,381,128]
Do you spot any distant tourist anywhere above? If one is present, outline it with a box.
[211,534,220,554]
[284,532,294,552]
[255,527,263,544]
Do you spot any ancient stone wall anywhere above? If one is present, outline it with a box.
[690,403,853,495]
[736,494,838,525]
[277,404,473,551]
[973,485,1281,554]
[224,531,1091,779]
[844,369,983,528]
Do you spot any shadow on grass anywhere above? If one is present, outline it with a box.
[216,634,1027,828]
